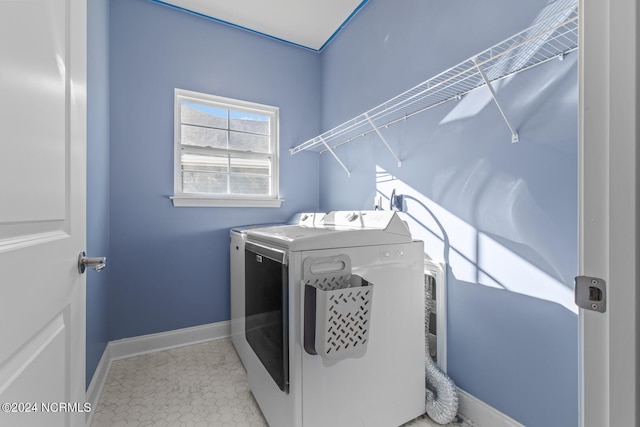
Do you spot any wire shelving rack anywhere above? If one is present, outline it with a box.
[289,2,579,176]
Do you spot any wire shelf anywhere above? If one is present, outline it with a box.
[290,2,578,157]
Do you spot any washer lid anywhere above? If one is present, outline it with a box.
[245,211,413,250]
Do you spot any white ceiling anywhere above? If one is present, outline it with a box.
[154,0,368,51]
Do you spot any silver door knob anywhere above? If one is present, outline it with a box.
[78,251,107,273]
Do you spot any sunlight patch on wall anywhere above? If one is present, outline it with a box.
[376,166,576,314]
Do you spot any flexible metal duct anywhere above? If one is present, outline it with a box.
[425,273,459,424]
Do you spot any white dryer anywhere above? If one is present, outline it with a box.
[243,211,426,427]
[230,213,325,367]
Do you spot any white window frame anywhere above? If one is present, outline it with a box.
[171,89,282,207]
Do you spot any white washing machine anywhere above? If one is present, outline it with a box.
[230,213,325,367]
[243,211,426,427]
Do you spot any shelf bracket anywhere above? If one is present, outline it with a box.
[473,57,519,143]
[319,136,350,177]
[364,113,402,167]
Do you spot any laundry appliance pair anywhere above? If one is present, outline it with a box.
[230,211,425,427]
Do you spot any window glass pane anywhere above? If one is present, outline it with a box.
[229,131,270,153]
[181,124,227,149]
[182,171,228,194]
[230,157,270,175]
[230,174,270,195]
[229,110,269,135]
[182,153,228,173]
[175,90,278,202]
[181,102,227,129]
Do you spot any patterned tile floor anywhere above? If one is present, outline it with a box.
[92,338,472,427]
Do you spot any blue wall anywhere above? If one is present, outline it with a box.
[319,1,578,426]
[88,1,579,425]
[106,0,320,340]
[86,0,110,389]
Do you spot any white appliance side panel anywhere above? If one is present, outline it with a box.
[229,231,249,366]
[299,243,426,427]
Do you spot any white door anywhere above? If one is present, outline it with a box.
[580,0,638,426]
[0,0,87,426]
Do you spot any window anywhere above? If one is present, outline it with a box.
[172,89,281,207]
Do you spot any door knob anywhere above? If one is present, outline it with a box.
[78,251,107,273]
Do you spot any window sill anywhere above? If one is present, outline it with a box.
[170,195,283,208]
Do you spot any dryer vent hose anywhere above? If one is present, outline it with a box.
[425,274,459,424]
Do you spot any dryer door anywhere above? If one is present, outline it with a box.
[245,241,289,392]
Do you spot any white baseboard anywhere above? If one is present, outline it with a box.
[84,321,230,426]
[458,388,525,427]
[108,321,230,361]
[85,344,112,427]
